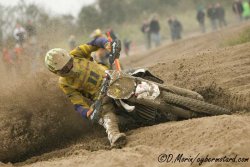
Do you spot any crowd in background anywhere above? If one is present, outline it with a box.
[140,14,183,49]
[1,0,250,75]
[141,0,250,50]
[197,0,250,33]
[1,20,47,77]
[232,0,250,20]
[205,3,227,31]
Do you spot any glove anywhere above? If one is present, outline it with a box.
[74,105,94,119]
[86,108,94,118]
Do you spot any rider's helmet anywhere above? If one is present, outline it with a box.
[45,48,73,76]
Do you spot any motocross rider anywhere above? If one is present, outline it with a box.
[44,37,126,148]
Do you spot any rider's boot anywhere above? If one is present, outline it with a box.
[102,111,126,148]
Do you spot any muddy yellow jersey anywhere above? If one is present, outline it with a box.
[59,37,109,110]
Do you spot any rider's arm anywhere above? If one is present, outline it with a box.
[59,83,92,119]
[70,37,110,60]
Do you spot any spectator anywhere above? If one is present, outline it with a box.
[141,19,151,49]
[68,35,76,50]
[196,7,206,33]
[167,17,174,41]
[123,38,131,56]
[90,29,109,67]
[149,15,161,47]
[90,28,102,38]
[232,0,244,22]
[13,43,24,75]
[13,23,26,46]
[215,3,227,28]
[25,20,36,38]
[25,20,37,45]
[0,29,2,47]
[207,4,218,31]
[106,28,118,40]
[242,0,250,19]
[2,48,14,73]
[169,17,183,41]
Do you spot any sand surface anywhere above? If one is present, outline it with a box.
[0,23,249,167]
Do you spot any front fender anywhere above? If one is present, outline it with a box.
[126,68,164,84]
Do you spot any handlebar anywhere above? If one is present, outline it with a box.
[106,32,121,71]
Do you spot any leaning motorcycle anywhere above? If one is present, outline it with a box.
[90,68,231,124]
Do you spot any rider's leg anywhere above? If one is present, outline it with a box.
[99,97,126,148]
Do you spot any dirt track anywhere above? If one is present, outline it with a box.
[1,23,250,167]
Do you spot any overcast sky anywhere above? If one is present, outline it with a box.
[0,0,96,17]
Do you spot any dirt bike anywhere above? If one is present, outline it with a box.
[90,68,231,124]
